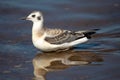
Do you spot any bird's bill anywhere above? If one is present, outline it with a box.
[20,17,27,20]
[20,17,30,20]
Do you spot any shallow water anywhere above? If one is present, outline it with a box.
[0,0,120,80]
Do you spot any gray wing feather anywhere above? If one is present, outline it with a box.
[45,31,85,44]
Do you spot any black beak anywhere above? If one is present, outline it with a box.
[20,17,27,20]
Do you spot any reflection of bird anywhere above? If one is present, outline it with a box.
[32,51,103,79]
[22,11,99,52]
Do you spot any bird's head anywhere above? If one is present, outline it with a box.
[21,11,43,23]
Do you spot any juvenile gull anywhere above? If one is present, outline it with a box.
[21,11,98,52]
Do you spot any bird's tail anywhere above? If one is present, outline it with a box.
[83,29,99,39]
[76,29,99,39]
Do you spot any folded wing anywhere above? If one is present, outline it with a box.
[45,30,85,44]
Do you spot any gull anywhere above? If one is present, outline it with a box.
[21,11,99,52]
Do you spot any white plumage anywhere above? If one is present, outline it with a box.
[22,11,98,52]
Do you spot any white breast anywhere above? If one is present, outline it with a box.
[32,33,58,51]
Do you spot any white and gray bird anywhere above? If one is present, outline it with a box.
[21,11,98,52]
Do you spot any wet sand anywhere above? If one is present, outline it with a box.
[0,0,120,80]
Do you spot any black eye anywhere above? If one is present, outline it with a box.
[37,16,41,20]
[32,15,35,17]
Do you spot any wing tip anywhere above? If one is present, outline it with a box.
[84,28,100,39]
[83,31,97,39]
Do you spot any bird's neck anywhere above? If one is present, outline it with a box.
[32,21,43,32]
[32,21,45,41]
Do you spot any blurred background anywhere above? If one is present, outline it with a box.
[0,0,120,80]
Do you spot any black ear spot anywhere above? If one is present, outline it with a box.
[37,16,41,20]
